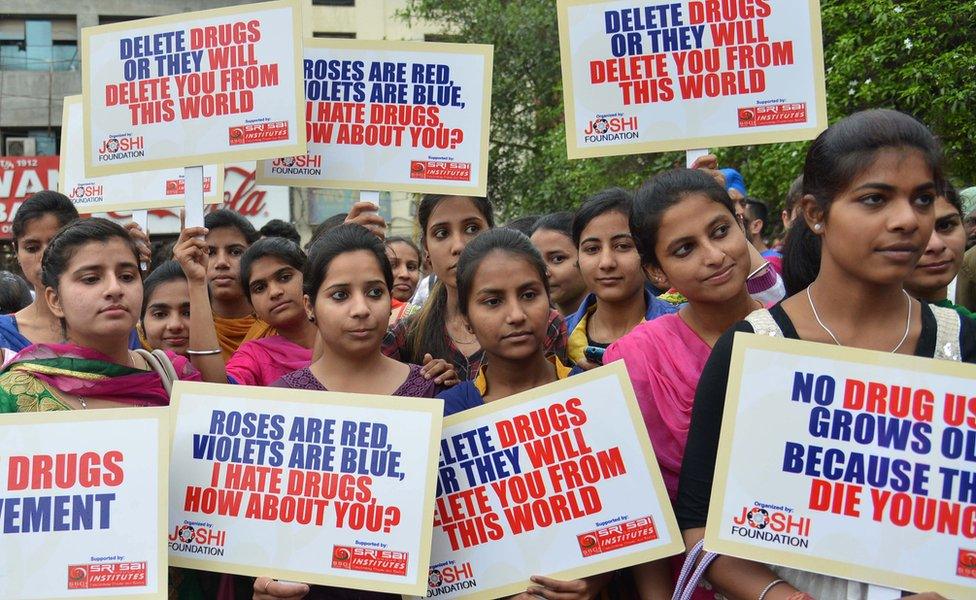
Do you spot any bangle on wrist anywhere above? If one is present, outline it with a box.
[758,579,785,600]
[186,348,222,356]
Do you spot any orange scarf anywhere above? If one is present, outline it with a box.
[213,313,275,361]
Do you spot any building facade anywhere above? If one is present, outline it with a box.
[0,0,443,267]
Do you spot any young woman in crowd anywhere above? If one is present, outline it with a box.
[0,192,152,355]
[204,209,274,360]
[600,169,763,598]
[384,236,422,324]
[529,212,589,317]
[140,260,191,356]
[383,194,566,380]
[0,192,80,351]
[566,188,678,369]
[902,185,976,319]
[676,109,969,600]
[439,227,621,599]
[225,238,316,386]
[254,224,452,600]
[0,219,201,412]
[271,223,450,394]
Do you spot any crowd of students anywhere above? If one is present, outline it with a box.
[0,108,968,600]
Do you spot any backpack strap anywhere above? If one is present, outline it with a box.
[930,304,962,361]
[744,308,784,338]
[133,348,178,395]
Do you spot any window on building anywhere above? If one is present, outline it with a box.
[312,31,356,39]
[311,0,355,6]
[424,34,463,43]
[1,129,58,156]
[0,18,77,71]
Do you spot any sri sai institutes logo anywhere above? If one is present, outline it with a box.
[583,113,639,143]
[67,560,147,590]
[97,135,145,162]
[427,560,477,597]
[731,502,812,548]
[958,549,976,579]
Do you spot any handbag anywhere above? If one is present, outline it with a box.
[133,348,179,395]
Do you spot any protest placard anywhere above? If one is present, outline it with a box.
[81,0,306,177]
[255,39,492,196]
[59,96,223,213]
[0,407,169,600]
[412,362,682,600]
[705,333,976,598]
[557,0,828,158]
[167,381,443,596]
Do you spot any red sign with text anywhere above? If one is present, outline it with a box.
[576,516,658,558]
[0,156,60,239]
[66,561,148,590]
[331,546,409,577]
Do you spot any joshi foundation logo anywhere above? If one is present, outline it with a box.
[270,154,323,176]
[97,135,145,161]
[168,521,228,556]
[427,560,477,597]
[731,502,812,548]
[583,113,639,143]
[68,183,105,205]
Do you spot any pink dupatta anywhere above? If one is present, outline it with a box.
[604,313,711,500]
[1,343,199,408]
[226,335,313,387]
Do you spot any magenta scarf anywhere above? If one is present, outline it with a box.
[3,343,197,406]
[604,314,711,500]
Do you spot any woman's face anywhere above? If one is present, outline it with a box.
[206,226,249,303]
[247,256,306,329]
[530,228,587,310]
[423,197,490,288]
[46,237,142,345]
[16,213,64,290]
[142,279,191,355]
[465,251,551,363]
[904,196,966,298]
[306,250,391,358]
[650,194,751,304]
[576,210,644,304]
[386,241,421,302]
[813,148,936,287]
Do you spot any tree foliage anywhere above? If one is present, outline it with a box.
[400,0,976,224]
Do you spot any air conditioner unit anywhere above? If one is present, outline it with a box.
[5,137,36,156]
